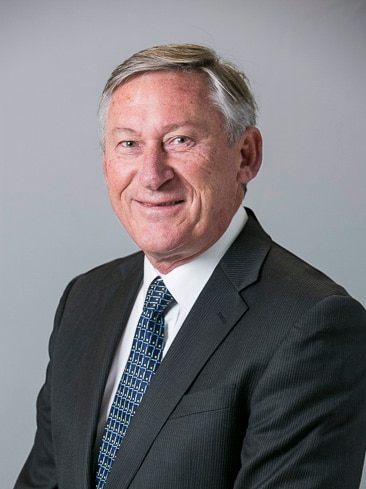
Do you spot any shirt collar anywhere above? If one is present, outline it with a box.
[143,206,248,314]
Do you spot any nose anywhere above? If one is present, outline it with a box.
[139,143,174,190]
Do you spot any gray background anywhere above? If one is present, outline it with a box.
[1,0,365,486]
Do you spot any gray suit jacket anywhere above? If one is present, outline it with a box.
[15,209,366,489]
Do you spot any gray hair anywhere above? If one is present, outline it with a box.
[98,44,258,152]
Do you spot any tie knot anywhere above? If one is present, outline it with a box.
[144,277,174,314]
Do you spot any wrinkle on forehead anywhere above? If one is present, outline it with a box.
[106,71,221,139]
[110,71,211,109]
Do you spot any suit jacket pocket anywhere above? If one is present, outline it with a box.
[169,384,236,419]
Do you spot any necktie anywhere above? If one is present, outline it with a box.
[95,277,174,489]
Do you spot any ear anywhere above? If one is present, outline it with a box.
[237,127,262,184]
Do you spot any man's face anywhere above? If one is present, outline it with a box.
[104,71,261,273]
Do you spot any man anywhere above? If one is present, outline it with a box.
[15,44,366,489]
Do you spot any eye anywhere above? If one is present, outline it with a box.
[172,136,190,144]
[165,135,193,151]
[120,140,136,148]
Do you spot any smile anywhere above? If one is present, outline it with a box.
[139,200,184,207]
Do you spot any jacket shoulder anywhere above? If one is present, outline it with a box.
[64,251,144,299]
[265,240,350,301]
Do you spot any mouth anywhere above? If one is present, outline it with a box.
[139,200,184,207]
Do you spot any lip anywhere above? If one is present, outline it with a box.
[136,199,185,207]
[133,199,185,219]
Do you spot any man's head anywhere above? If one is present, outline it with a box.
[99,44,257,151]
[101,44,262,273]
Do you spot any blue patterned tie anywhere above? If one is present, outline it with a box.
[95,277,174,489]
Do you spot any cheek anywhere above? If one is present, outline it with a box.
[194,160,237,198]
[105,160,133,196]
[198,164,243,217]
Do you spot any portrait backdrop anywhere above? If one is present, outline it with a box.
[1,0,365,486]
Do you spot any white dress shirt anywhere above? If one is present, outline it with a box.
[96,206,248,439]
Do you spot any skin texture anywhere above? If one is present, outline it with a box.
[103,71,262,273]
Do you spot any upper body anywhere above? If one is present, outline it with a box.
[14,44,366,488]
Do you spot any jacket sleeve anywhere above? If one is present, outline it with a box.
[234,295,366,489]
[13,279,77,489]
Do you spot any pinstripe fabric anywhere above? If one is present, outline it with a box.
[95,277,174,489]
[13,211,366,489]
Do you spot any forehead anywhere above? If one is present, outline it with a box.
[105,71,226,137]
[109,70,212,111]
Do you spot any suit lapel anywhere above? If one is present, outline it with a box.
[106,210,271,489]
[69,255,144,489]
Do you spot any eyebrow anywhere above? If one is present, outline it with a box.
[109,127,139,136]
[109,121,204,137]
